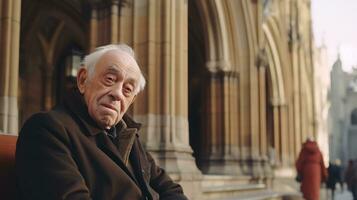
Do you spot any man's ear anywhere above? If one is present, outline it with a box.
[77,67,88,94]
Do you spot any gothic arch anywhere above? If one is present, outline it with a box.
[193,0,250,73]
[262,15,288,165]
[20,0,88,124]
[263,17,286,106]
[188,0,252,174]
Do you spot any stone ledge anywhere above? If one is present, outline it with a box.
[208,189,281,200]
[202,175,253,188]
[203,183,265,193]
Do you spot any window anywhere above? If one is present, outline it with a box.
[351,108,357,125]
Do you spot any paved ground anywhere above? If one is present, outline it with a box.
[321,186,354,200]
[335,191,354,200]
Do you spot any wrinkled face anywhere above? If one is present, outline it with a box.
[77,50,140,129]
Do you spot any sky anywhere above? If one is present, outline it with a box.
[311,0,357,72]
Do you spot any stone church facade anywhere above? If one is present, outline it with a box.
[0,0,318,199]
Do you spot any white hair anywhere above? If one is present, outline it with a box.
[82,44,146,94]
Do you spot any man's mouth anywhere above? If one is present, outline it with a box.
[101,103,119,112]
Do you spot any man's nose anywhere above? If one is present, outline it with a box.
[109,83,124,101]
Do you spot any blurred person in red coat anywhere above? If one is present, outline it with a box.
[296,137,328,200]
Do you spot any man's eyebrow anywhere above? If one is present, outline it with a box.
[106,64,139,74]
[106,65,139,85]
[106,65,120,73]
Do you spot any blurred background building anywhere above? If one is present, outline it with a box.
[329,56,357,166]
[0,0,325,199]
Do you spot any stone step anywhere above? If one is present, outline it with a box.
[200,175,304,200]
[202,175,253,188]
[202,184,268,200]
[201,175,268,200]
[216,189,281,200]
[207,189,303,200]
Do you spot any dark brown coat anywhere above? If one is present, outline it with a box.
[16,89,188,200]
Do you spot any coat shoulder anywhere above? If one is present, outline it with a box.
[21,112,63,132]
[19,109,72,143]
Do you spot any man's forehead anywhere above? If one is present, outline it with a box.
[99,50,141,76]
[106,64,140,78]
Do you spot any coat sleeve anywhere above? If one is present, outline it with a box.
[295,149,304,174]
[146,152,189,200]
[16,113,92,200]
[320,152,328,182]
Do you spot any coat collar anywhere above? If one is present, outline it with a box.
[63,88,142,137]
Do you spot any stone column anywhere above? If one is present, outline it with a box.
[201,71,222,173]
[89,0,133,49]
[110,0,119,43]
[131,0,202,199]
[299,48,308,142]
[0,0,21,135]
[291,42,302,157]
[89,8,98,52]
[258,65,267,158]
[288,103,296,164]
[272,104,281,164]
[257,50,273,180]
[199,70,241,175]
[248,52,264,180]
[279,105,289,166]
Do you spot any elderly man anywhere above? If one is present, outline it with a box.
[16,44,188,200]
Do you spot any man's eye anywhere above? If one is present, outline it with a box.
[123,85,134,95]
[105,75,116,84]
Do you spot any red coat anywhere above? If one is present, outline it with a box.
[296,141,327,200]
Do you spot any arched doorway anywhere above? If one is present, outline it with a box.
[188,0,208,169]
[262,17,287,167]
[19,0,88,124]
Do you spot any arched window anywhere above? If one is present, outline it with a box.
[351,108,357,125]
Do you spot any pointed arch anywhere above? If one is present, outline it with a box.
[195,0,250,72]
[188,0,253,174]
[263,17,286,106]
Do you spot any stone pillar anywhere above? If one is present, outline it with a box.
[257,51,273,180]
[291,43,302,157]
[279,105,289,166]
[201,71,222,173]
[89,0,133,49]
[248,51,264,180]
[90,2,113,47]
[258,65,267,158]
[199,70,241,175]
[269,104,289,167]
[273,104,281,164]
[89,9,98,52]
[228,71,241,173]
[0,0,21,135]
[110,1,119,43]
[299,48,308,142]
[131,0,202,199]
[287,103,296,164]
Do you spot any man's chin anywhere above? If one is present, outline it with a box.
[97,117,116,129]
